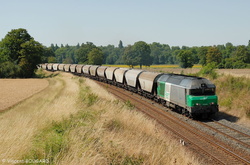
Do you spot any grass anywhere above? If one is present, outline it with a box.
[35,68,59,78]
[124,100,135,110]
[3,67,250,164]
[215,75,250,120]
[0,72,80,161]
[20,73,202,165]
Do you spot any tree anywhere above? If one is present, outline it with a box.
[55,47,67,63]
[247,40,250,63]
[47,56,57,63]
[0,61,21,78]
[42,47,55,63]
[171,46,181,64]
[118,40,123,49]
[177,50,194,68]
[123,45,138,68]
[206,47,222,66]
[225,42,235,58]
[76,43,80,49]
[150,42,161,64]
[0,28,44,78]
[198,46,209,66]
[0,28,32,64]
[63,57,73,64]
[122,41,152,68]
[87,48,103,65]
[76,42,97,64]
[223,58,246,69]
[18,39,44,77]
[133,41,152,68]
[233,45,249,63]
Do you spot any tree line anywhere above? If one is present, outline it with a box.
[1,28,250,78]
[46,40,250,69]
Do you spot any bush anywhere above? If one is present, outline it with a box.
[198,62,218,79]
[0,61,21,78]
[222,58,247,69]
[232,60,247,68]
[246,64,250,69]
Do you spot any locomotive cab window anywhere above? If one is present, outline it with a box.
[190,88,215,96]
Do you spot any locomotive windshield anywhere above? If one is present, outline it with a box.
[190,88,215,96]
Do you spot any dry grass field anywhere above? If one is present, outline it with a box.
[1,68,249,164]
[32,76,201,164]
[0,79,49,111]
[0,71,202,165]
[0,72,80,161]
[217,69,250,78]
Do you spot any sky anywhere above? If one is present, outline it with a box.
[1,0,250,47]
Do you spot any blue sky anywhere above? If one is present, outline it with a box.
[1,0,250,47]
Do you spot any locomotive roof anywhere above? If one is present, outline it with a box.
[157,74,216,89]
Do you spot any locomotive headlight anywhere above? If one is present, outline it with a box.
[211,102,214,105]
[196,103,200,106]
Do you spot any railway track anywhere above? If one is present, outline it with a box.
[97,81,250,165]
[196,119,250,152]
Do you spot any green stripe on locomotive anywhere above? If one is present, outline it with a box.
[157,81,165,98]
[186,95,218,107]
[157,81,171,100]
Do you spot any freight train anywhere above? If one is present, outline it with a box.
[41,63,219,119]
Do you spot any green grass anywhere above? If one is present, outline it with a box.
[124,100,135,110]
[35,69,59,78]
[23,108,99,164]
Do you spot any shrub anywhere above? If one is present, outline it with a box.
[223,58,247,69]
[198,62,218,79]
[0,61,21,78]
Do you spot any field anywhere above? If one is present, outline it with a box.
[1,68,250,164]
[217,69,250,78]
[0,79,49,111]
[0,72,81,161]
[0,71,201,165]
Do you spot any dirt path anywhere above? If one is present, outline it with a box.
[0,72,80,160]
[0,79,49,111]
